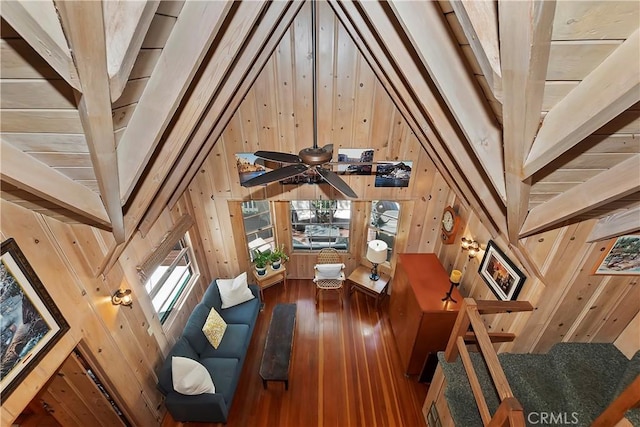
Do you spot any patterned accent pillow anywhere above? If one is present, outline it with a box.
[202,307,227,349]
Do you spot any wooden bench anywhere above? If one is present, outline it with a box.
[259,303,296,390]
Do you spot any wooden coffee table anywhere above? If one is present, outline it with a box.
[347,265,391,309]
[259,303,296,390]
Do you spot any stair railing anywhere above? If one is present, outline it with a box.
[444,298,534,427]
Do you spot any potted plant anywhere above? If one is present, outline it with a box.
[253,250,270,276]
[269,245,289,270]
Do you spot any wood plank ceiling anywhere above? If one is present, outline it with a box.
[1,0,639,245]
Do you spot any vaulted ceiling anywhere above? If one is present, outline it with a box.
[1,0,639,246]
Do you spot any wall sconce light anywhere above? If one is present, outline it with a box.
[366,239,388,281]
[443,269,462,303]
[461,237,480,259]
[112,289,133,307]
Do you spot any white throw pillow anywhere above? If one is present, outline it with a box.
[218,272,255,309]
[315,263,344,279]
[172,356,215,395]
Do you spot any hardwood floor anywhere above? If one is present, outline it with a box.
[162,279,428,427]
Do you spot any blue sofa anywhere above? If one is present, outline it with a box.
[157,279,261,423]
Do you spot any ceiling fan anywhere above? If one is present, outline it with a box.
[240,0,358,198]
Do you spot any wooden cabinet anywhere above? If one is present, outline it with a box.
[389,253,462,378]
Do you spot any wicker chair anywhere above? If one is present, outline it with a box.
[313,248,346,306]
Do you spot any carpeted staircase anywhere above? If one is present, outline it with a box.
[438,343,640,426]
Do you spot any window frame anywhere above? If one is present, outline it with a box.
[290,200,352,252]
[143,233,199,326]
[368,200,400,263]
[241,200,275,260]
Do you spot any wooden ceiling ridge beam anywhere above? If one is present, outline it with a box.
[343,0,505,236]
[117,0,235,203]
[449,0,502,101]
[587,206,640,243]
[327,1,473,209]
[3,0,80,91]
[387,0,506,202]
[523,29,640,179]
[499,0,555,243]
[127,0,283,236]
[162,1,305,212]
[0,140,110,229]
[56,1,125,243]
[520,155,640,238]
[104,0,160,102]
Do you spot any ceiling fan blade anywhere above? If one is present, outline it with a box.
[316,167,358,198]
[241,163,309,187]
[254,150,302,164]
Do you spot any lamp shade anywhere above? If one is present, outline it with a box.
[366,240,388,264]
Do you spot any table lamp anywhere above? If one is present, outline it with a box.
[442,269,462,303]
[366,240,388,281]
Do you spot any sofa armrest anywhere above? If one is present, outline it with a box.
[165,391,228,423]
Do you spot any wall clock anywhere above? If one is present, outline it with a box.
[441,205,460,244]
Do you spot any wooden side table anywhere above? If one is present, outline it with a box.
[347,265,391,308]
[252,265,287,299]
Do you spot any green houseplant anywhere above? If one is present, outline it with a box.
[252,249,271,276]
[269,245,289,270]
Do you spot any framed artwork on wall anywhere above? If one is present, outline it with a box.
[1,238,69,398]
[478,240,526,301]
[593,235,640,275]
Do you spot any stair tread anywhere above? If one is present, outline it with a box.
[438,343,635,427]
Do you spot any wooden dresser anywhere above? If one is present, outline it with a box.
[389,253,462,379]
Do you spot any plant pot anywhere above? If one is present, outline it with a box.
[255,265,267,276]
[271,259,281,270]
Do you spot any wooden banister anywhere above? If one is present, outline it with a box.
[487,398,525,427]
[444,298,474,362]
[475,300,534,314]
[457,336,492,424]
[467,307,516,401]
[592,376,640,427]
[444,297,530,426]
[464,332,516,344]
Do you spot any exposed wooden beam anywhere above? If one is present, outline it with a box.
[342,0,505,236]
[523,29,640,178]
[104,0,159,102]
[449,0,502,100]
[2,0,80,91]
[56,1,125,243]
[499,0,555,243]
[388,0,506,202]
[520,155,640,237]
[117,1,235,203]
[129,0,278,235]
[162,1,305,211]
[0,140,110,229]
[587,206,640,242]
[96,1,301,277]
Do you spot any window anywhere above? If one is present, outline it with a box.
[368,201,400,262]
[241,201,274,259]
[144,236,196,324]
[291,200,351,251]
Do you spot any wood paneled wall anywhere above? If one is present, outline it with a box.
[0,196,212,426]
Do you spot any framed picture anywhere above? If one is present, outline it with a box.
[374,161,412,188]
[593,235,640,275]
[337,148,374,175]
[1,238,69,398]
[478,240,526,301]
